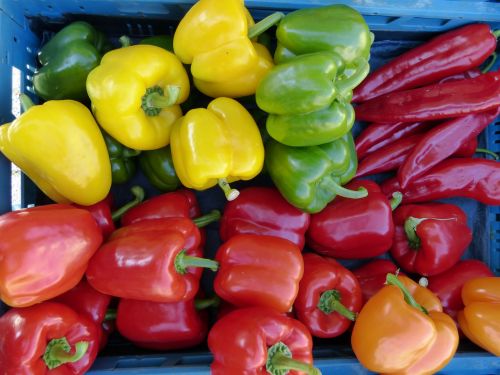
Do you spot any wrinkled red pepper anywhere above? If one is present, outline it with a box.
[353,24,498,102]
[352,259,400,304]
[294,253,362,338]
[208,307,320,375]
[86,217,218,302]
[391,203,472,276]
[381,158,500,205]
[214,234,304,313]
[0,302,100,375]
[307,179,401,259]
[219,186,310,249]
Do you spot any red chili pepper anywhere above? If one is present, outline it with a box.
[208,307,320,375]
[219,186,310,249]
[0,204,102,307]
[354,71,500,123]
[381,158,500,205]
[307,179,401,259]
[398,108,500,188]
[294,253,362,338]
[352,24,498,102]
[86,217,218,303]
[0,302,100,375]
[425,260,494,321]
[116,295,218,350]
[213,234,304,313]
[352,259,401,304]
[391,203,472,276]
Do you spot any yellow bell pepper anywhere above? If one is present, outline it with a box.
[173,0,281,98]
[86,44,189,151]
[170,97,264,200]
[0,95,111,205]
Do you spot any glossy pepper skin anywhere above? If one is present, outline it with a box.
[87,44,189,150]
[0,204,102,307]
[214,234,304,313]
[86,217,217,303]
[307,179,400,259]
[294,253,362,338]
[138,145,180,192]
[219,186,310,249]
[208,307,320,375]
[426,260,494,321]
[102,131,139,184]
[0,302,100,375]
[352,274,459,374]
[352,259,400,304]
[391,203,472,276]
[33,21,110,101]
[381,158,500,205]
[353,24,498,102]
[0,98,112,206]
[458,277,500,356]
[355,71,500,123]
[170,97,264,197]
[266,132,367,213]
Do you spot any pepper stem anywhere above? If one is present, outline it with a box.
[418,277,429,288]
[43,338,89,370]
[119,35,131,47]
[493,29,500,38]
[218,178,240,201]
[267,342,322,375]
[390,192,403,211]
[248,12,285,39]
[335,57,370,93]
[386,273,428,315]
[481,52,497,73]
[331,183,368,200]
[475,148,499,160]
[104,309,117,321]
[141,85,180,116]
[194,295,221,310]
[192,209,221,228]
[20,93,34,112]
[174,249,219,275]
[317,290,357,321]
[111,186,145,221]
[404,216,457,249]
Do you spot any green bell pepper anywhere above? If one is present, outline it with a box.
[265,132,367,213]
[103,132,140,184]
[33,21,111,101]
[138,146,180,192]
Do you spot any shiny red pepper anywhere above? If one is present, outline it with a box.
[391,203,472,276]
[381,158,500,205]
[208,307,320,375]
[86,217,218,302]
[354,71,500,123]
[307,179,401,259]
[398,107,500,188]
[353,24,498,102]
[294,253,362,338]
[0,302,100,375]
[426,260,494,321]
[219,186,310,249]
[352,259,400,304]
[213,234,304,313]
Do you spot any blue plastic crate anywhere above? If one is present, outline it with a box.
[0,0,499,373]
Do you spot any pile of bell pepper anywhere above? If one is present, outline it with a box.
[0,1,499,374]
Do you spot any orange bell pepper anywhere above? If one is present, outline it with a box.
[458,276,500,356]
[351,274,459,374]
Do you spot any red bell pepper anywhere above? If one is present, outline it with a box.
[391,203,472,276]
[208,307,320,375]
[354,71,500,123]
[425,260,494,321]
[398,107,500,188]
[0,302,100,375]
[213,234,304,313]
[86,217,218,302]
[353,24,498,102]
[294,253,362,338]
[219,186,310,249]
[381,158,500,205]
[352,259,400,304]
[116,295,218,350]
[307,179,401,259]
[0,204,102,307]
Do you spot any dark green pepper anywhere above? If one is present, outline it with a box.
[139,35,174,51]
[138,146,180,192]
[265,132,367,213]
[33,21,111,101]
[104,132,140,184]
